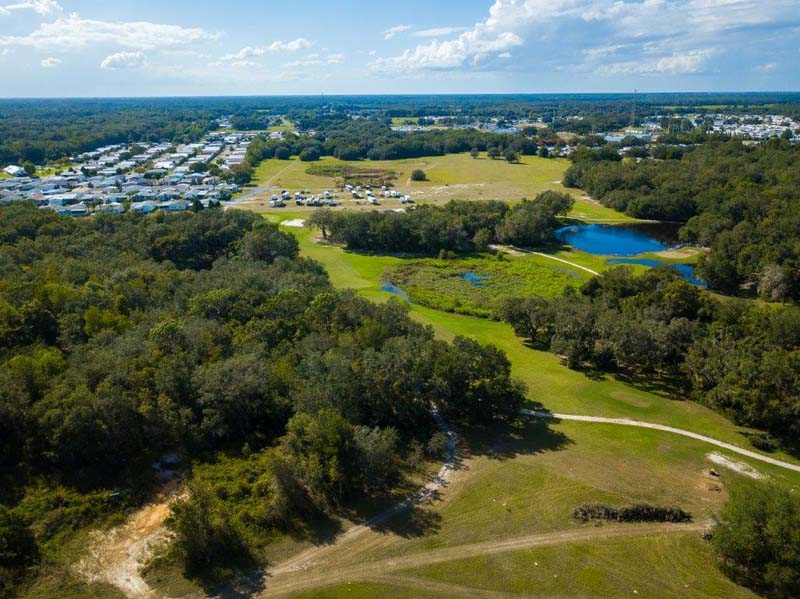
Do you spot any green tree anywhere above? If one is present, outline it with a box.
[712,482,800,598]
[239,222,299,263]
[410,169,427,181]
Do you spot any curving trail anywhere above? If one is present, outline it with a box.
[523,410,800,474]
[489,244,600,275]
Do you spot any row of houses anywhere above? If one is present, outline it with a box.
[1,132,257,216]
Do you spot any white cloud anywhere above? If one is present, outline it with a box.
[372,30,522,72]
[755,62,777,72]
[372,0,798,77]
[100,50,147,70]
[39,55,60,67]
[383,24,412,40]
[599,49,716,75]
[412,27,468,38]
[0,12,219,50]
[284,52,345,68]
[220,38,313,61]
[231,60,260,68]
[0,0,60,16]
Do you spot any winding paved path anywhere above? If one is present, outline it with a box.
[522,410,800,474]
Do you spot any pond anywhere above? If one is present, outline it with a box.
[555,223,682,256]
[380,283,410,301]
[555,223,706,286]
[461,272,489,287]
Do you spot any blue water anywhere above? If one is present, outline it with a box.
[462,272,489,287]
[556,223,707,287]
[556,223,670,256]
[381,283,410,301]
[608,259,708,288]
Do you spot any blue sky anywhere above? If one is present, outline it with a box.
[0,0,798,96]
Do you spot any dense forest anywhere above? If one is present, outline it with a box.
[305,193,574,255]
[564,140,800,300]
[500,266,800,441]
[0,204,525,594]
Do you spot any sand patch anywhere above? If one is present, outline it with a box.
[707,452,764,479]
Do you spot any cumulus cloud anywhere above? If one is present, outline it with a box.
[371,0,798,77]
[220,38,313,61]
[0,0,60,16]
[383,24,412,40]
[39,56,60,67]
[0,12,219,50]
[100,51,147,70]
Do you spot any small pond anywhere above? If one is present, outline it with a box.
[380,283,410,301]
[555,223,706,286]
[462,272,489,287]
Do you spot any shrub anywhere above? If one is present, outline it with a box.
[748,432,775,452]
[410,169,427,181]
[298,147,320,162]
[572,503,692,523]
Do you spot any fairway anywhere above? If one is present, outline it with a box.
[272,214,800,465]
[243,152,637,223]
[260,418,789,597]
[244,191,797,599]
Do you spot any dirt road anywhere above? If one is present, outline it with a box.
[76,481,183,598]
[260,523,706,597]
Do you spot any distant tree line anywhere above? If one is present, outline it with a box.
[499,266,800,440]
[564,140,800,300]
[0,100,220,166]
[306,193,574,255]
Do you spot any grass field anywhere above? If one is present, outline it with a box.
[246,153,637,227]
[391,117,420,125]
[246,153,634,221]
[267,118,297,134]
[260,417,790,597]
[272,214,800,465]
[231,177,798,598]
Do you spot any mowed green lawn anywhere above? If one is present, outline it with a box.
[281,419,785,598]
[247,152,636,223]
[271,214,800,466]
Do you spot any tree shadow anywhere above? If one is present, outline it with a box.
[612,369,689,401]
[462,416,572,463]
[211,573,266,599]
[368,503,443,538]
[283,510,345,547]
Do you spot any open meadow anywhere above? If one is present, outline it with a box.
[241,152,637,223]
[209,211,800,598]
